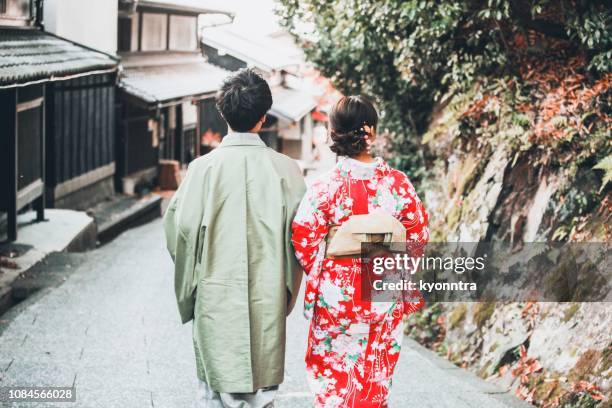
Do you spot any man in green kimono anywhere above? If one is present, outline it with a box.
[163,69,306,407]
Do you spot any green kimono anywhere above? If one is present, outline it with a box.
[163,133,306,393]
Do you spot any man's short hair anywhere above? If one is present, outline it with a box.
[215,68,273,132]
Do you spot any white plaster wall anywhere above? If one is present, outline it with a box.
[44,0,118,55]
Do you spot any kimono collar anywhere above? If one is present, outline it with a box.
[219,132,267,147]
[335,156,391,180]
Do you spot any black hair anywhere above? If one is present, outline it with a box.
[215,68,273,132]
[329,95,379,157]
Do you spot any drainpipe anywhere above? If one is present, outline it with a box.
[33,0,44,29]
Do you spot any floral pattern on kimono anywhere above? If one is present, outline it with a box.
[292,157,429,408]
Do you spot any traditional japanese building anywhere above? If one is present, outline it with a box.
[201,26,318,162]
[0,0,118,241]
[116,0,232,194]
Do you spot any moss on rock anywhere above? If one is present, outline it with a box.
[473,302,496,329]
[449,304,467,330]
[562,303,580,323]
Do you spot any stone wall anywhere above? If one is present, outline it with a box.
[404,67,611,407]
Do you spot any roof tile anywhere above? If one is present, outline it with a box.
[0,29,117,87]
[119,60,229,105]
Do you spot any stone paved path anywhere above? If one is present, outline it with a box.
[0,219,529,408]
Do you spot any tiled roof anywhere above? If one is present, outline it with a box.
[119,60,229,105]
[202,27,300,72]
[134,0,234,16]
[0,29,118,88]
[270,87,318,122]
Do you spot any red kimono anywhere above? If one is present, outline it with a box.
[292,157,429,408]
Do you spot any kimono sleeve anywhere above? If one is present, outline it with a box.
[397,175,430,314]
[163,162,206,324]
[291,178,330,276]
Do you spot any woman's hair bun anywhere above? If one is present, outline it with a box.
[328,95,378,157]
[329,128,369,157]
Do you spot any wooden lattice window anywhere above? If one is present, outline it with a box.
[169,15,197,51]
[141,12,168,51]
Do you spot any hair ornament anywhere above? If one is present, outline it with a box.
[360,123,374,153]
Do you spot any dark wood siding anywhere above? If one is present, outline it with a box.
[17,106,43,189]
[182,125,197,164]
[16,85,45,191]
[125,118,157,174]
[259,115,279,150]
[198,97,227,148]
[118,17,132,52]
[0,85,45,241]
[46,74,115,186]
[159,106,175,162]
[117,101,158,178]
[157,104,199,165]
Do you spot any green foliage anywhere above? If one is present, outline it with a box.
[404,303,446,350]
[558,392,601,408]
[566,2,612,72]
[277,0,611,176]
[593,154,612,192]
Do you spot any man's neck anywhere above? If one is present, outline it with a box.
[229,128,260,134]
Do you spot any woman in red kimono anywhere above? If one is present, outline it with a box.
[292,96,429,408]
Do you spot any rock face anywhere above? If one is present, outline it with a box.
[405,69,611,407]
[457,144,511,243]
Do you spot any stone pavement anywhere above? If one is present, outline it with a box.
[0,219,529,408]
[0,209,96,314]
